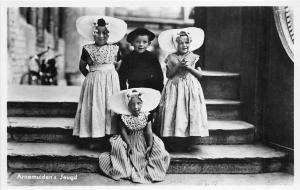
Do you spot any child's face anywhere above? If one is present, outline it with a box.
[128,96,143,116]
[132,35,151,53]
[177,36,190,55]
[93,26,109,45]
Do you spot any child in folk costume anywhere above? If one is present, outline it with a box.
[73,16,127,149]
[158,27,209,151]
[99,88,170,183]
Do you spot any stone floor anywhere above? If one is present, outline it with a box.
[8,172,293,186]
[7,84,241,105]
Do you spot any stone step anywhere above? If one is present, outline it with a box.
[206,99,241,120]
[7,142,287,174]
[201,70,240,100]
[7,85,241,119]
[7,117,255,144]
[7,100,241,120]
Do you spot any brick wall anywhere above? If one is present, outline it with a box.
[7,8,36,84]
[56,39,66,85]
[63,8,84,74]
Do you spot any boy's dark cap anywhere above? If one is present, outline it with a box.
[127,28,155,43]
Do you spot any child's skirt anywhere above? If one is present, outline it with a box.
[159,72,209,137]
[99,132,170,183]
[73,64,120,138]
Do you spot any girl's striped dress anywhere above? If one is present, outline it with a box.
[99,112,170,183]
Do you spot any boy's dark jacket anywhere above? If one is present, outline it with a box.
[118,50,164,92]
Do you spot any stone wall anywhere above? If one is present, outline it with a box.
[7,7,110,85]
[7,8,36,84]
[63,8,84,74]
[7,7,66,85]
[193,7,294,151]
[263,8,294,149]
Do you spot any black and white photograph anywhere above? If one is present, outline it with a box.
[0,0,298,188]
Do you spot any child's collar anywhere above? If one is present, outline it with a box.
[176,51,192,61]
[132,50,148,54]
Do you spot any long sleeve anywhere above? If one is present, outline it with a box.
[152,56,164,92]
[79,48,89,77]
[80,48,89,62]
[118,56,129,90]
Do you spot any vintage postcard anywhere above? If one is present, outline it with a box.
[0,0,298,189]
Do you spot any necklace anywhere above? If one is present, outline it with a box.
[176,52,191,64]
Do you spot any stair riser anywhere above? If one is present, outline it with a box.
[8,156,98,173]
[7,102,77,118]
[202,76,240,100]
[8,128,255,144]
[8,128,73,143]
[207,105,241,120]
[7,103,241,120]
[169,158,286,174]
[7,156,286,174]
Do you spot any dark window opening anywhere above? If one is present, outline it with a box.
[43,8,53,33]
[26,8,33,25]
[19,7,26,18]
[19,7,34,25]
[58,8,64,38]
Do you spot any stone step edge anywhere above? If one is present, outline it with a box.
[8,81,240,103]
[7,99,242,105]
[8,118,255,145]
[8,142,286,160]
[8,142,287,174]
[7,117,254,131]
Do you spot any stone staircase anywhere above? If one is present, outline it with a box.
[7,70,288,175]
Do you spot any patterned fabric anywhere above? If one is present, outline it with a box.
[159,52,209,137]
[84,44,119,65]
[165,52,199,80]
[73,44,120,138]
[99,112,170,183]
[121,113,148,131]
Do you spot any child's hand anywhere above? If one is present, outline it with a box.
[179,64,193,71]
[186,65,195,71]
[152,112,157,123]
[181,59,188,66]
[127,144,133,156]
[145,146,152,160]
[177,64,188,73]
[114,60,122,71]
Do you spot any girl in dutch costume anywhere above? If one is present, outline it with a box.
[99,88,170,183]
[73,16,127,149]
[158,27,209,151]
